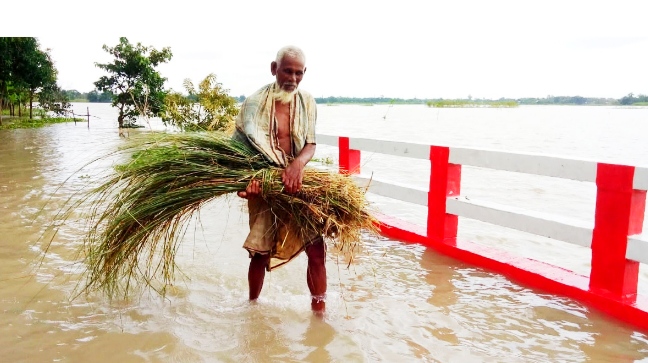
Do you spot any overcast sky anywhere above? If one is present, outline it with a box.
[4,0,648,99]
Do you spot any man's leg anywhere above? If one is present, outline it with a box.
[305,237,327,312]
[248,253,270,300]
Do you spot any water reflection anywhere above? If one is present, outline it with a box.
[418,245,648,362]
[302,316,336,362]
[420,248,461,346]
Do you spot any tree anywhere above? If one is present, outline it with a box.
[619,93,636,105]
[7,82,29,117]
[0,38,11,125]
[87,90,99,102]
[10,38,59,118]
[26,49,59,118]
[0,37,64,120]
[161,74,239,131]
[38,83,70,115]
[94,37,172,128]
[87,90,114,103]
[64,89,83,101]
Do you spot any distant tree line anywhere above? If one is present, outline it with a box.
[63,89,114,102]
[314,95,645,106]
[315,96,425,104]
[516,96,618,105]
[66,90,648,108]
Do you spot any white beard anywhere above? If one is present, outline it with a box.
[273,85,297,104]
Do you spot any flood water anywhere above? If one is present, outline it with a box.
[1,103,648,362]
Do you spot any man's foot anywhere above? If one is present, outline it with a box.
[311,300,325,316]
[311,293,326,316]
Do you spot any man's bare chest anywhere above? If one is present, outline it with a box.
[274,103,292,137]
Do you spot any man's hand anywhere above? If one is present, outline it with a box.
[237,180,261,199]
[281,143,315,194]
[282,159,305,194]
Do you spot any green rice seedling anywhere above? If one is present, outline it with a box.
[76,132,377,299]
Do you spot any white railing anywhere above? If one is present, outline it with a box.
[316,133,648,300]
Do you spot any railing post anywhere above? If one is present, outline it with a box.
[338,136,361,175]
[590,163,646,300]
[427,146,462,244]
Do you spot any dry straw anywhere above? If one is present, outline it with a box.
[78,132,377,299]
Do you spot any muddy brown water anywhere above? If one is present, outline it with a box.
[1,104,648,362]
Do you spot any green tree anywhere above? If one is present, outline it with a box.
[0,37,64,120]
[11,38,59,118]
[94,37,172,128]
[161,73,239,131]
[64,89,83,101]
[87,89,114,103]
[619,93,636,105]
[99,90,114,102]
[87,90,99,102]
[39,83,70,115]
[0,38,11,125]
[7,82,29,117]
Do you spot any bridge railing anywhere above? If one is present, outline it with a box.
[316,133,648,329]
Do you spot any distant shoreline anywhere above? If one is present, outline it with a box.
[69,99,648,107]
[67,96,648,107]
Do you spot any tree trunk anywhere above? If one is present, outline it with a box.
[29,91,33,119]
[18,99,21,117]
[118,104,124,128]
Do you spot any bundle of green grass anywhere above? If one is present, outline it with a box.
[80,132,376,298]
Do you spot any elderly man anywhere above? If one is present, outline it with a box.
[233,46,326,312]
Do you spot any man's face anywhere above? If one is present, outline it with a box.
[271,55,306,92]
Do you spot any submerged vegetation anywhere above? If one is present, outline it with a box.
[315,96,425,105]
[427,99,518,108]
[0,107,78,130]
[65,132,376,299]
[0,116,79,130]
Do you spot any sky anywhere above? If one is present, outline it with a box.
[3,0,648,99]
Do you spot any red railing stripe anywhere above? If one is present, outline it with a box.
[590,163,645,300]
[427,146,461,243]
[338,136,361,175]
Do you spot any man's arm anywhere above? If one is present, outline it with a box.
[237,143,315,199]
[282,143,316,194]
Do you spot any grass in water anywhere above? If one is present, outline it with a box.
[60,132,377,299]
[0,116,80,130]
[426,100,518,108]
